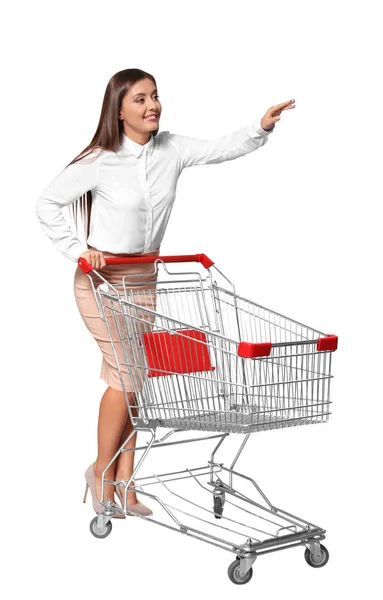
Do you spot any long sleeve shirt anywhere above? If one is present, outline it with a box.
[35,118,275,262]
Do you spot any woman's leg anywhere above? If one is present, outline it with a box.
[114,394,139,504]
[94,386,130,502]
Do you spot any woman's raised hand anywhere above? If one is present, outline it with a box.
[261,99,295,130]
[79,249,107,269]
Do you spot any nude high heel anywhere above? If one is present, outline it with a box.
[115,480,153,516]
[84,462,125,519]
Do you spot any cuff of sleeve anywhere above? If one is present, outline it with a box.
[62,244,89,263]
[252,118,275,136]
[75,245,90,261]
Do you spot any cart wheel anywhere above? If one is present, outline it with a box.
[304,544,329,568]
[227,559,253,585]
[214,495,224,519]
[89,516,112,539]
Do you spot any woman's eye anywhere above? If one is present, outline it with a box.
[137,96,160,103]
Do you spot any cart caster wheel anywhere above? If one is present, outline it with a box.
[214,495,224,519]
[304,544,329,568]
[227,559,253,585]
[89,516,112,539]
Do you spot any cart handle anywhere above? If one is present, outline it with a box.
[78,253,215,274]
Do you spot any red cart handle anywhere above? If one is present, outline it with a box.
[78,253,215,274]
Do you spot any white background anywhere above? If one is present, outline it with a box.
[2,0,381,597]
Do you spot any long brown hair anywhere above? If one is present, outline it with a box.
[67,68,159,249]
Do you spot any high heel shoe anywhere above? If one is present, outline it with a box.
[83,463,125,519]
[115,481,153,516]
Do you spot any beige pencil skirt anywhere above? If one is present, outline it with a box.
[73,246,160,392]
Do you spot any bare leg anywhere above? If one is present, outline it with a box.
[93,386,129,502]
[114,394,139,504]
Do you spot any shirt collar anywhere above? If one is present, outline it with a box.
[121,131,155,158]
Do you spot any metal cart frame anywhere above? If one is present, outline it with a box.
[78,253,337,584]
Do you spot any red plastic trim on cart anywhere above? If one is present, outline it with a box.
[77,259,94,274]
[317,334,338,352]
[237,342,272,358]
[77,253,214,274]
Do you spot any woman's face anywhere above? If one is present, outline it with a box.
[119,78,162,138]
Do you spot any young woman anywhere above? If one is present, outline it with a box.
[35,67,295,518]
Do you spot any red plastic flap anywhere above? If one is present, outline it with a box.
[141,329,215,377]
[317,334,338,352]
[237,342,272,358]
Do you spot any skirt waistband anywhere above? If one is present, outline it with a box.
[88,246,160,258]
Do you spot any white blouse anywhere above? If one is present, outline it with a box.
[35,118,274,262]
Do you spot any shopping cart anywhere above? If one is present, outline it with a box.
[78,253,337,584]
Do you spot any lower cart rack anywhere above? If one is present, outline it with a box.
[90,430,330,583]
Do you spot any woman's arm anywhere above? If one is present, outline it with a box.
[166,118,274,170]
[35,151,101,262]
[167,99,295,170]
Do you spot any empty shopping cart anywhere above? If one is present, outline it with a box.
[78,253,337,584]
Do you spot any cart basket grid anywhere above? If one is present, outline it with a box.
[96,272,336,434]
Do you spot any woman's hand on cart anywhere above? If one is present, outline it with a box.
[261,99,295,130]
[79,250,107,269]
